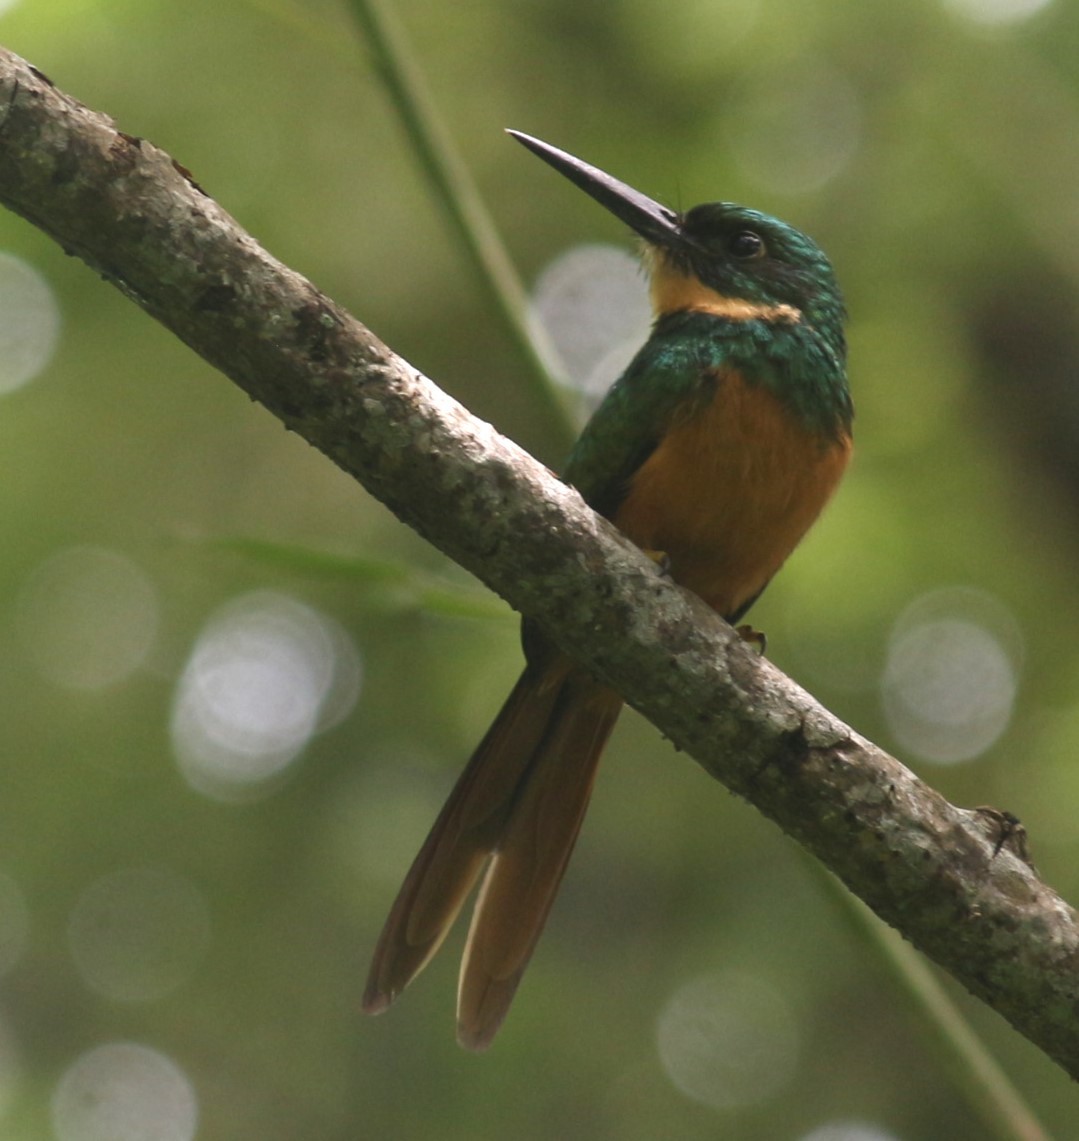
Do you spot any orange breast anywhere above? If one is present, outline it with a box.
[612,370,851,620]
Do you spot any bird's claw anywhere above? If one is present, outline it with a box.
[735,624,767,655]
[973,805,1034,868]
[643,549,672,578]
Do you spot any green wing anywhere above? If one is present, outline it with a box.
[562,313,723,519]
[562,307,851,520]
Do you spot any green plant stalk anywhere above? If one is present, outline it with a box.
[814,862,1051,1141]
[242,0,356,60]
[206,536,511,620]
[346,0,577,455]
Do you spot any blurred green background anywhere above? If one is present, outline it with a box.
[2,0,1079,1138]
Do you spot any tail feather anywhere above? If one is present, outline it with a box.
[362,658,569,1015]
[456,681,621,1050]
[362,652,622,1050]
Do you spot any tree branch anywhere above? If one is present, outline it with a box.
[3,46,1077,1079]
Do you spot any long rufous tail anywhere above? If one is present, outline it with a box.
[362,654,622,1051]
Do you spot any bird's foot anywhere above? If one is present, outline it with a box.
[973,805,1034,868]
[643,548,672,577]
[735,624,767,655]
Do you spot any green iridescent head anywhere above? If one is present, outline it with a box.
[508,131,845,354]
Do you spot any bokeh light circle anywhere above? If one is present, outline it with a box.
[171,591,362,800]
[530,244,651,406]
[0,1012,20,1124]
[68,867,211,1003]
[15,546,159,691]
[656,971,799,1110]
[0,872,29,978]
[881,588,1020,765]
[51,1042,197,1141]
[799,1123,902,1141]
[0,252,61,394]
[943,0,1053,26]
[727,60,862,195]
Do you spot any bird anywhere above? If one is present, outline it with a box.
[362,130,853,1051]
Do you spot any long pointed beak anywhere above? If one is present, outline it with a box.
[507,130,689,251]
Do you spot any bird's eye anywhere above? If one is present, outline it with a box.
[729,230,766,260]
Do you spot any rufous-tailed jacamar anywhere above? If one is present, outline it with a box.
[363,131,853,1050]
